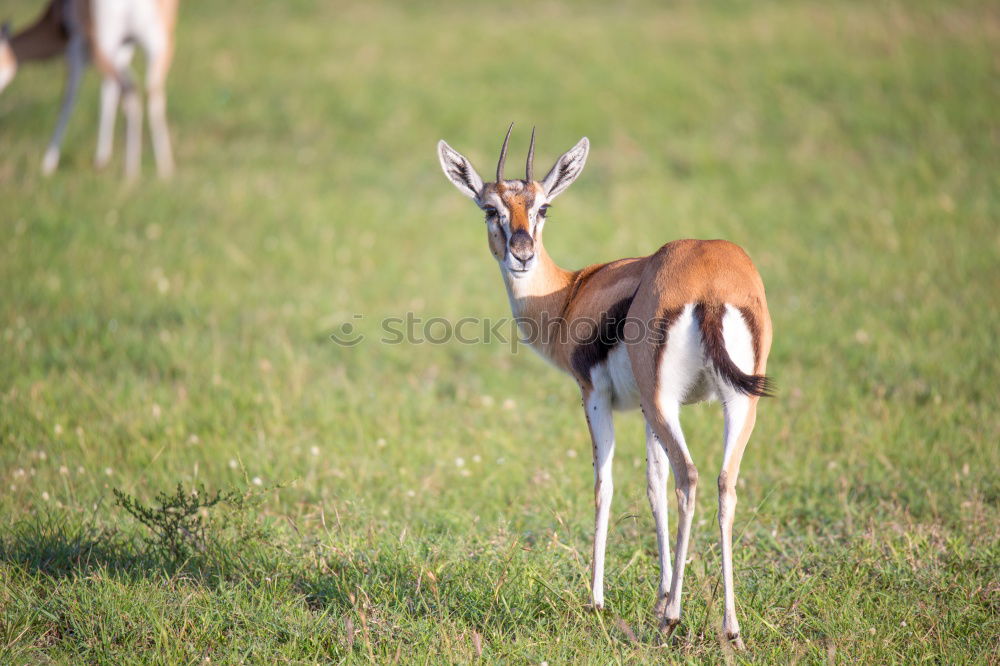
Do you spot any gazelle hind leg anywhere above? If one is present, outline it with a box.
[645,421,672,612]
[144,34,175,177]
[146,73,174,178]
[644,398,698,635]
[718,393,757,649]
[583,388,615,609]
[715,301,763,648]
[122,78,142,180]
[95,45,134,169]
[94,76,120,169]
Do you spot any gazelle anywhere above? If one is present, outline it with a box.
[438,125,773,648]
[0,0,178,179]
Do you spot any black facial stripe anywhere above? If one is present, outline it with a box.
[534,204,548,241]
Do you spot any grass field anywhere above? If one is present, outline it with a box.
[2,0,999,662]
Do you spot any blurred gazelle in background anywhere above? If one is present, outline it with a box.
[0,0,178,179]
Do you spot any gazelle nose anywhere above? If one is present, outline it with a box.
[509,230,535,262]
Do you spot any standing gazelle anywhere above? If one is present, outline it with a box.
[0,0,177,179]
[438,126,773,648]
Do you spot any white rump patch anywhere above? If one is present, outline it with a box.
[720,305,755,376]
[657,303,714,407]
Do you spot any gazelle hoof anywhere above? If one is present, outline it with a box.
[653,594,669,617]
[725,632,745,650]
[41,148,59,176]
[659,616,680,638]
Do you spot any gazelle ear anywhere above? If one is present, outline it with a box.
[541,137,589,199]
[438,140,485,200]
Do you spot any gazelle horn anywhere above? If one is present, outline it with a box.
[496,122,513,182]
[525,126,536,181]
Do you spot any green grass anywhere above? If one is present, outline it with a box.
[2,0,999,662]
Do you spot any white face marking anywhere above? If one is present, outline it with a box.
[528,198,549,236]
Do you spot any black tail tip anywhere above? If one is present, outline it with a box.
[740,374,775,398]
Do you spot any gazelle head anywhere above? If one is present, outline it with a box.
[0,23,16,93]
[438,124,589,279]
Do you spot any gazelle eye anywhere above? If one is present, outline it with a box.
[483,205,497,218]
[539,205,551,217]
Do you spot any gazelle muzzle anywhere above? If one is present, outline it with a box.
[508,229,535,265]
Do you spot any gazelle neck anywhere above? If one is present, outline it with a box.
[501,239,575,362]
[503,243,572,310]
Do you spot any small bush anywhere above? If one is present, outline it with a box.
[113,483,270,565]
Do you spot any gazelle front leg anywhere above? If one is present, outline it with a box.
[41,35,86,176]
[583,387,615,609]
[717,393,758,649]
[645,421,672,614]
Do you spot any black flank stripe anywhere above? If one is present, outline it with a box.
[570,286,639,381]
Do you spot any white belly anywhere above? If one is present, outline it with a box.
[591,343,641,411]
